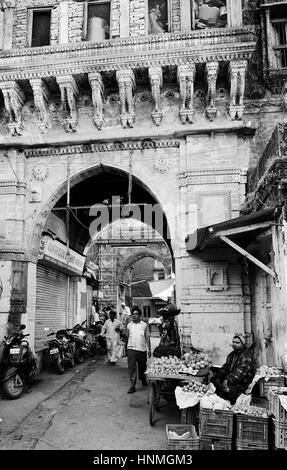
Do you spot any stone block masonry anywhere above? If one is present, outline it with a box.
[129,0,146,37]
[69,0,84,43]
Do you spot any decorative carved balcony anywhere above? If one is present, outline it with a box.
[0,28,256,137]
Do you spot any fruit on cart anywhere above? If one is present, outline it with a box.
[182,380,209,396]
[179,352,212,374]
[256,365,283,377]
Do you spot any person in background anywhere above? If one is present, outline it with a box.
[210,334,255,405]
[91,300,100,325]
[100,310,121,365]
[119,301,132,327]
[126,306,151,394]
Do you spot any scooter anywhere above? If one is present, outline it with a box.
[45,328,76,374]
[71,320,96,358]
[0,325,38,399]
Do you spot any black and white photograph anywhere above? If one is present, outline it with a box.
[0,0,287,460]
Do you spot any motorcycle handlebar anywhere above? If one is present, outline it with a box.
[47,332,55,337]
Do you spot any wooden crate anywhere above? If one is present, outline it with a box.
[235,439,268,451]
[200,436,232,450]
[199,408,234,439]
[166,424,200,450]
[259,376,286,398]
[268,388,287,422]
[235,413,269,445]
[273,419,287,450]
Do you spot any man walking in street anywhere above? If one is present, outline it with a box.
[126,306,151,394]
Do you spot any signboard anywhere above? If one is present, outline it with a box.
[38,236,85,275]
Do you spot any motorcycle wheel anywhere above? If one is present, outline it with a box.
[75,348,84,364]
[2,373,24,399]
[55,356,65,374]
[87,342,96,357]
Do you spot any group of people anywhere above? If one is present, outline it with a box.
[91,301,151,394]
[91,299,256,403]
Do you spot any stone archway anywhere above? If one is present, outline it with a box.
[118,248,171,283]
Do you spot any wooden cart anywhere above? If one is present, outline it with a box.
[146,371,209,426]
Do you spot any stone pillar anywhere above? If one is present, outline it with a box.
[227,0,243,28]
[2,0,16,50]
[205,62,218,121]
[148,66,163,126]
[120,0,129,38]
[177,64,196,124]
[116,69,136,128]
[88,72,105,130]
[228,60,247,120]
[180,0,191,32]
[0,80,25,136]
[59,0,69,44]
[56,75,79,132]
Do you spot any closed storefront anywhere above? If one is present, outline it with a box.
[35,264,69,351]
[35,236,86,352]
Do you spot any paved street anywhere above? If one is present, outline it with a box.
[0,355,180,450]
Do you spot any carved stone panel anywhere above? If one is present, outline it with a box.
[30,78,50,134]
[116,69,136,128]
[205,62,219,121]
[177,64,196,124]
[88,72,105,130]
[228,60,247,120]
[56,75,79,132]
[206,266,229,292]
[0,81,25,136]
[148,66,163,126]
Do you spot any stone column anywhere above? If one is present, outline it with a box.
[180,0,192,32]
[30,78,50,134]
[58,0,69,44]
[227,0,243,28]
[0,80,25,136]
[2,0,16,50]
[148,66,163,126]
[88,72,105,130]
[177,64,196,124]
[228,60,247,120]
[120,0,129,38]
[56,75,79,132]
[205,62,218,121]
[116,69,136,128]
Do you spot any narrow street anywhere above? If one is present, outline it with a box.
[0,355,180,450]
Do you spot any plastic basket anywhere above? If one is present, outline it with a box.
[235,413,269,445]
[259,376,286,398]
[235,439,268,451]
[200,436,232,450]
[166,424,200,450]
[268,388,287,422]
[199,408,234,438]
[273,418,287,450]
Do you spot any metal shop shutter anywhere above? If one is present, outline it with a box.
[35,264,68,351]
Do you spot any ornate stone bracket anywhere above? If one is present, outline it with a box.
[228,60,247,120]
[30,78,50,134]
[56,75,79,132]
[177,64,196,124]
[88,72,105,130]
[0,81,25,136]
[148,66,163,126]
[116,69,136,128]
[205,62,219,121]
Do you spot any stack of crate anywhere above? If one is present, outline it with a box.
[166,424,200,450]
[268,387,287,450]
[235,413,269,450]
[259,376,286,398]
[199,408,234,450]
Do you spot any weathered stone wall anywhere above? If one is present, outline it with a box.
[111,0,121,38]
[69,0,84,43]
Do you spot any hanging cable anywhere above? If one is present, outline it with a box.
[127,149,133,211]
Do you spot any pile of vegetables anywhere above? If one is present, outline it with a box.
[200,394,231,411]
[232,404,268,418]
[182,380,209,396]
[147,356,182,375]
[179,352,212,374]
[257,365,284,377]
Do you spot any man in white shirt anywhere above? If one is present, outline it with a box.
[126,306,151,394]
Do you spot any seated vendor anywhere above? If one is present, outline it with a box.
[210,334,255,405]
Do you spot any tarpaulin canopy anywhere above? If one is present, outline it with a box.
[148,278,175,301]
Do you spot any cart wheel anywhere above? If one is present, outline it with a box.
[149,382,157,426]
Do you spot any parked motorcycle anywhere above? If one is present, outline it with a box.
[45,328,76,374]
[71,320,96,358]
[0,324,38,399]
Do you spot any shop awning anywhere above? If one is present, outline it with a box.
[148,279,175,301]
[185,207,278,279]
